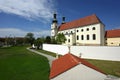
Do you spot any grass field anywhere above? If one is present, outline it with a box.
[0,46,120,80]
[0,46,50,80]
[86,59,120,77]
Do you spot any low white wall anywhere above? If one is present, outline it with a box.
[43,44,120,61]
[43,44,69,55]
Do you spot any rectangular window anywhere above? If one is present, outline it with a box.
[93,34,96,40]
[77,35,79,40]
[68,39,70,42]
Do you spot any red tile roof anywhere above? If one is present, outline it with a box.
[106,29,120,38]
[49,53,105,79]
[58,14,102,31]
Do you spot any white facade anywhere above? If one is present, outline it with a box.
[58,28,76,45]
[51,23,58,37]
[51,64,106,80]
[58,23,105,46]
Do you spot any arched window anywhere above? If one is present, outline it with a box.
[92,27,96,30]
[87,35,89,40]
[93,34,96,40]
[81,35,84,40]
[68,39,70,42]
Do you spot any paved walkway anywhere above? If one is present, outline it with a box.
[27,48,55,67]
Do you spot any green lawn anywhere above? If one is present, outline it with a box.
[0,46,50,80]
[37,49,56,57]
[37,49,62,57]
[86,59,120,77]
[0,46,119,80]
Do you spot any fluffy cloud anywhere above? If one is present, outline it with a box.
[0,0,56,22]
[0,28,50,38]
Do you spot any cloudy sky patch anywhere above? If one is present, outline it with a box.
[0,28,50,38]
[0,0,55,21]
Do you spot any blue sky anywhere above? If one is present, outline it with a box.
[0,0,120,38]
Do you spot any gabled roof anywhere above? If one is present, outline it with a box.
[49,53,105,79]
[58,14,102,31]
[106,29,120,38]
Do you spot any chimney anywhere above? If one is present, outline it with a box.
[62,16,65,24]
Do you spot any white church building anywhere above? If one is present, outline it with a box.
[51,13,105,46]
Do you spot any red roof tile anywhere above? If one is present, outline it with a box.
[49,53,105,79]
[106,29,120,38]
[58,14,102,31]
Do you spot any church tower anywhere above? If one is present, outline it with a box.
[51,13,58,38]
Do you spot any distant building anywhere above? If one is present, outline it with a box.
[106,29,120,46]
[49,53,107,80]
[51,13,105,46]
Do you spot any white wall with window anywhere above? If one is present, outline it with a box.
[76,23,105,46]
[59,28,76,45]
[58,23,105,46]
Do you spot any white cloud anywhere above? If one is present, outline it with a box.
[0,28,50,38]
[0,0,56,22]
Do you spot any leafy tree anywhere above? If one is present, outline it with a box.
[34,38,43,49]
[56,33,66,44]
[51,37,57,44]
[15,37,25,45]
[25,33,35,45]
[45,36,51,44]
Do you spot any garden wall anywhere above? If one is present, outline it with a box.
[43,44,120,61]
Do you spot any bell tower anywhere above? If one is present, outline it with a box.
[51,12,58,38]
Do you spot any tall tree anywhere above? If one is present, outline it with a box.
[25,33,35,45]
[34,38,43,49]
[56,33,66,44]
[45,36,51,44]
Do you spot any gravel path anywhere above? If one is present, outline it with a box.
[27,48,55,67]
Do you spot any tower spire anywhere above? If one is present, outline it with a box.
[52,12,58,23]
[62,16,65,24]
[51,12,58,38]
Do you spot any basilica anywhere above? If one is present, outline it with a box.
[51,13,120,46]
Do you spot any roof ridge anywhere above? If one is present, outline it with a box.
[50,53,106,79]
[69,54,79,64]
[69,54,106,75]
